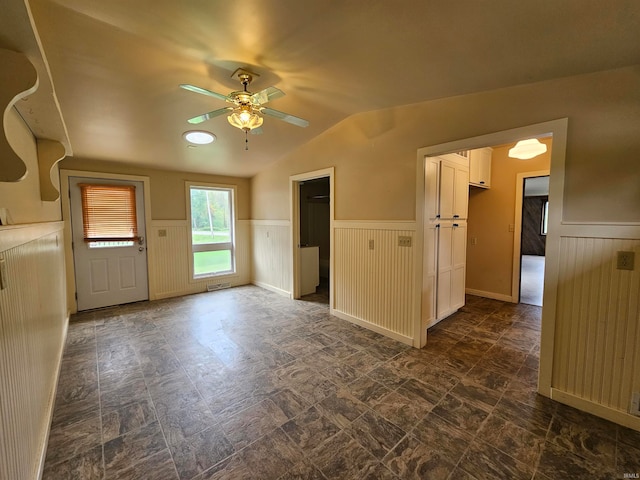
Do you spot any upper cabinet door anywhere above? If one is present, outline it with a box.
[439,160,456,219]
[469,147,492,188]
[425,157,440,221]
[439,158,469,220]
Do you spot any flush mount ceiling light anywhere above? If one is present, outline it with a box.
[508,138,547,159]
[183,130,216,145]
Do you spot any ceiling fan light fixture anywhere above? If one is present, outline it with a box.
[509,138,547,159]
[183,130,216,145]
[228,109,263,132]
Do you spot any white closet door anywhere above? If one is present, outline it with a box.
[437,223,453,319]
[451,222,467,311]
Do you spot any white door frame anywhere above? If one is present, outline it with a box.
[60,169,154,313]
[512,170,550,303]
[289,167,334,309]
[415,118,568,398]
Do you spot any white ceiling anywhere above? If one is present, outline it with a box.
[6,0,640,177]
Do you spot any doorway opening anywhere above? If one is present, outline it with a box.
[290,167,334,307]
[517,175,549,306]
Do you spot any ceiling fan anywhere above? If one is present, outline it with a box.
[180,70,309,138]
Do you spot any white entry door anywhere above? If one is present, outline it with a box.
[70,176,149,311]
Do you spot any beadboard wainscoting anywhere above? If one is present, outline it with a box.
[333,221,416,345]
[0,223,68,480]
[250,220,292,296]
[149,220,251,299]
[550,223,640,430]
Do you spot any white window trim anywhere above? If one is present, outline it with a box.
[185,181,238,281]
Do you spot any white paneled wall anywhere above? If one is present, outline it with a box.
[333,222,416,344]
[251,221,292,296]
[551,228,640,426]
[0,223,67,480]
[149,220,250,299]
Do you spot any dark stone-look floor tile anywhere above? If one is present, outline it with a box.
[201,428,299,480]
[547,413,617,467]
[316,388,369,429]
[617,442,640,476]
[54,369,99,406]
[536,441,613,480]
[492,397,553,437]
[347,375,390,405]
[221,398,287,449]
[359,462,399,480]
[267,388,309,421]
[397,377,446,407]
[459,440,534,480]
[367,364,409,390]
[169,425,235,480]
[413,412,473,462]
[103,421,168,477]
[478,414,544,467]
[45,414,101,466]
[102,398,157,442]
[281,406,341,453]
[100,376,150,412]
[371,390,431,432]
[289,373,338,405]
[618,425,640,448]
[451,377,502,409]
[155,395,214,446]
[383,435,455,480]
[278,460,325,480]
[112,449,179,480]
[431,393,490,435]
[321,362,360,386]
[348,410,407,459]
[321,340,360,360]
[465,365,511,393]
[42,444,103,480]
[310,430,378,480]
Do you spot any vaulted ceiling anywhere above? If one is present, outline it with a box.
[5,0,640,177]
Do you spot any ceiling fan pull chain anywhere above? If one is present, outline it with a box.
[245,130,249,150]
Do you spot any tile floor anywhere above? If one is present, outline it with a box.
[43,286,640,479]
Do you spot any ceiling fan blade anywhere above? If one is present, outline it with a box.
[187,107,232,124]
[180,84,232,103]
[251,86,285,105]
[250,126,264,135]
[261,107,309,128]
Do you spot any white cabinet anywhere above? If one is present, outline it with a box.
[469,147,492,188]
[436,222,467,319]
[427,155,469,221]
[422,153,469,328]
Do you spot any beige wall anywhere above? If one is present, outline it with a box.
[0,109,62,223]
[466,141,551,297]
[251,66,640,224]
[60,157,251,220]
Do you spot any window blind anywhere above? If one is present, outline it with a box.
[79,184,139,242]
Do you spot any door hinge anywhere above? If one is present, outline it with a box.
[75,292,78,300]
[71,241,74,251]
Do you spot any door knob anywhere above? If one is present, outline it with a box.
[138,246,144,252]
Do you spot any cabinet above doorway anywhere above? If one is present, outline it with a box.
[469,147,492,188]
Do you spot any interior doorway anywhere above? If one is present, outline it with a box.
[519,176,549,306]
[290,167,334,306]
[512,172,550,307]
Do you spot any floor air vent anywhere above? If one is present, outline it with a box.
[207,282,231,292]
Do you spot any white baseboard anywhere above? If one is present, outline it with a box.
[465,288,515,303]
[252,281,291,298]
[551,388,640,432]
[332,309,413,346]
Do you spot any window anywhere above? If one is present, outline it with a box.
[188,184,235,277]
[79,183,138,248]
[541,200,549,235]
